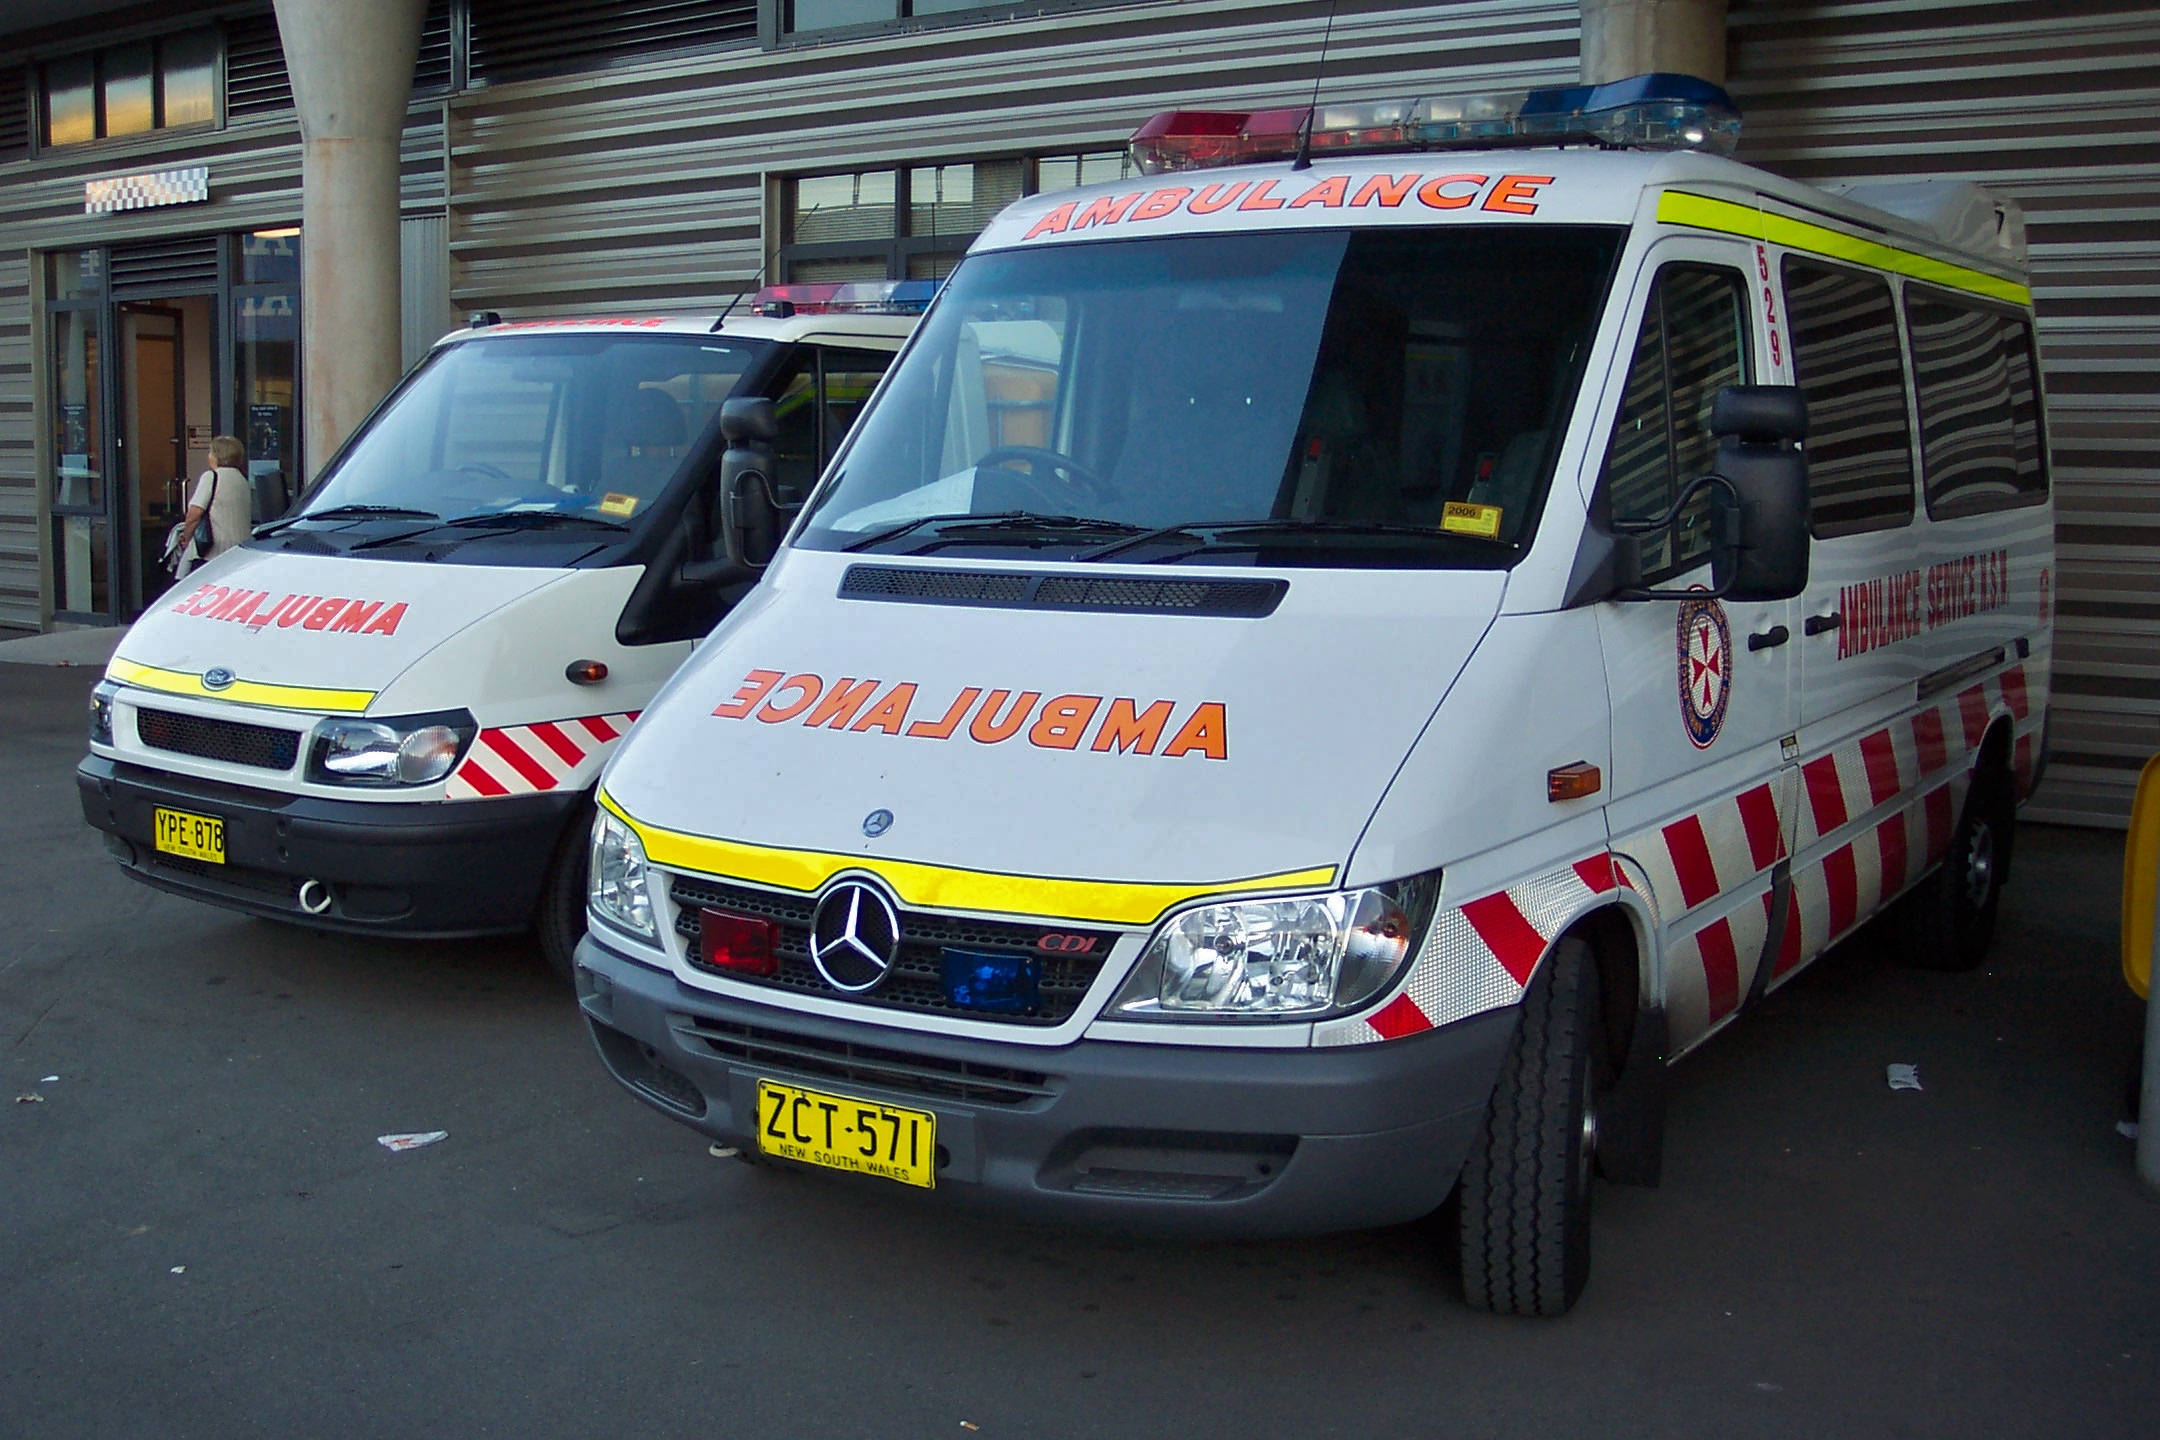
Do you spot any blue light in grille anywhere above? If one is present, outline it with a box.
[941,947,1041,1015]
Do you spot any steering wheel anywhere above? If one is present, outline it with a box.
[457,462,518,482]
[974,446,1117,507]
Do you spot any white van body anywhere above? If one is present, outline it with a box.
[575,122,2052,1311]
[79,309,914,974]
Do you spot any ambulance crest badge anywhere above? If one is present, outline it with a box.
[1677,596,1731,749]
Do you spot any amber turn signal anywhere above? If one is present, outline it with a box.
[565,659,609,686]
[1547,761,1601,802]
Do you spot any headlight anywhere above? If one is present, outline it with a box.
[89,682,117,746]
[588,810,656,942]
[307,711,475,786]
[1109,872,1440,1021]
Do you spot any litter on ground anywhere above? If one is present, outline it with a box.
[377,1131,449,1153]
[1887,1064,1923,1091]
[2119,1121,2141,1140]
[15,1093,41,1104]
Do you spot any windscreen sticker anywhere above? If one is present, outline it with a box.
[1441,501,1502,538]
[713,669,1227,760]
[1021,171,1555,241]
[598,492,639,517]
[1834,548,2011,662]
[166,582,408,636]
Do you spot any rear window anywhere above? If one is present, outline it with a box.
[1783,259,1915,538]
[1904,290,2047,519]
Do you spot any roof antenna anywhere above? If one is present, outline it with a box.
[714,254,770,329]
[1291,0,1341,172]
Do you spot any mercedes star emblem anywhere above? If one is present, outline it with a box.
[201,667,236,691]
[808,881,902,993]
[862,808,894,838]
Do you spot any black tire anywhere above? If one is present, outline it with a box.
[1458,935,1603,1316]
[534,803,594,985]
[1895,756,2013,973]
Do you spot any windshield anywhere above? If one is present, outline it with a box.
[294,333,766,528]
[798,227,1620,565]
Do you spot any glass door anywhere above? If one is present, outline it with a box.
[47,252,111,622]
[233,229,301,519]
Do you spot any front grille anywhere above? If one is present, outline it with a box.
[135,709,301,771]
[668,875,1116,1026]
[670,1014,1058,1108]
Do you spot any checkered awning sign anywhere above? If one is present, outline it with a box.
[84,166,210,215]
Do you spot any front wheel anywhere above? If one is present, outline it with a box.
[534,802,594,985]
[1457,934,1603,1316]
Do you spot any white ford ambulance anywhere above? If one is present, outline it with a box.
[78,286,920,978]
[575,75,2053,1314]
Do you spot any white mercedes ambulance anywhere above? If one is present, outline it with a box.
[78,286,920,978]
[575,75,2054,1314]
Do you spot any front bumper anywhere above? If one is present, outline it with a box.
[78,753,583,937]
[578,932,1518,1236]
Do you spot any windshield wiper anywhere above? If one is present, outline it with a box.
[261,503,441,534]
[440,511,622,530]
[1082,518,1477,563]
[841,511,1143,554]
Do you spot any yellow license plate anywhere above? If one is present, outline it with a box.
[756,1079,936,1189]
[153,806,225,864]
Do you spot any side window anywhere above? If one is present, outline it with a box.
[818,348,896,465]
[1601,264,1752,582]
[1783,259,1915,537]
[768,354,819,502]
[1905,289,2048,518]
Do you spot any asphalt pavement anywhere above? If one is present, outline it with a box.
[2,660,2154,1439]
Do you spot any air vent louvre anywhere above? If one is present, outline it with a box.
[223,11,292,119]
[0,64,28,161]
[110,236,220,292]
[469,0,755,85]
[839,565,1285,619]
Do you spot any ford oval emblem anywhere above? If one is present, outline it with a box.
[862,808,894,838]
[201,667,235,691]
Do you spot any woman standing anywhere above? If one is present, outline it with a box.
[172,435,253,568]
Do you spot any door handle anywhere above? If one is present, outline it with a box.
[1748,625,1790,651]
[1804,611,1841,636]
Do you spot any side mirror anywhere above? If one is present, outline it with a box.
[1604,385,1810,604]
[680,397,783,585]
[1712,384,1810,602]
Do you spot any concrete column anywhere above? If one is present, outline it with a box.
[272,0,427,478]
[1580,0,1728,85]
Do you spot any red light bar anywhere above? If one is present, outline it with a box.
[1129,108,1310,174]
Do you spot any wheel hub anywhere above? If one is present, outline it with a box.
[1965,820,1996,908]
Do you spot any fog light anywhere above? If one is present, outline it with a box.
[942,947,1040,1015]
[699,908,777,977]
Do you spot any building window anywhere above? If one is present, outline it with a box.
[783,1,1099,34]
[780,160,1023,282]
[39,29,220,148]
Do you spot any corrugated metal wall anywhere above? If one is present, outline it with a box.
[1728,0,2160,826]
[446,0,1584,315]
[0,251,30,628]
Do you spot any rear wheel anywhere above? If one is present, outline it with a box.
[1896,757,2013,972]
[1457,935,1603,1316]
[534,803,594,985]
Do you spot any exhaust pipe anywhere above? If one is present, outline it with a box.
[296,879,334,916]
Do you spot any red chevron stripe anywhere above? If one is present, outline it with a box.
[1573,853,1618,893]
[482,730,557,791]
[1804,754,1848,835]
[1737,782,1785,870]
[1860,729,1901,807]
[1824,845,1859,937]
[1663,814,1721,909]
[580,714,621,743]
[1999,664,2029,720]
[456,757,509,798]
[1460,892,1546,986]
[1912,707,1947,777]
[1368,992,1433,1040]
[1698,917,1740,1022]
[1877,813,1909,900]
[1958,685,1990,750]
[527,720,586,767]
